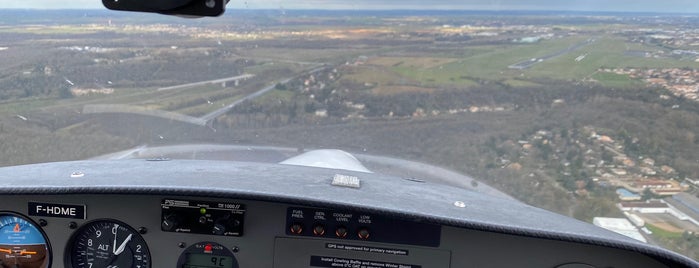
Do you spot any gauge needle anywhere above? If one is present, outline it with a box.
[113,233,132,256]
[0,248,11,254]
[19,249,36,255]
[112,226,118,254]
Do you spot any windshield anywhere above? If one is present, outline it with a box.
[3,0,699,260]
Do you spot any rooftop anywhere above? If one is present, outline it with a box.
[617,188,641,198]
[619,201,669,208]
[593,217,647,243]
[634,180,673,186]
[673,193,699,213]
[666,193,699,222]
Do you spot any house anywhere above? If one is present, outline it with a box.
[629,179,686,196]
[616,188,641,201]
[314,109,328,117]
[611,168,627,176]
[598,135,614,143]
[640,167,656,175]
[661,165,676,174]
[632,179,673,189]
[618,200,670,213]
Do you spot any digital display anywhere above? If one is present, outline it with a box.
[184,254,234,268]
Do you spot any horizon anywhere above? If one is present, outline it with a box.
[0,8,698,15]
[3,0,699,14]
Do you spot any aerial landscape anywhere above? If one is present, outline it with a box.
[1,9,699,259]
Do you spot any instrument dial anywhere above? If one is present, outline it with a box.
[0,213,50,268]
[67,219,150,268]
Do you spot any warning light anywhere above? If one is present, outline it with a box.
[204,244,213,253]
[200,208,207,215]
[13,223,20,232]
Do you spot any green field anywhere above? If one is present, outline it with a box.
[0,25,104,34]
[503,79,542,87]
[647,224,684,239]
[591,72,643,88]
[527,37,699,81]
[0,98,58,115]
[355,36,591,87]
[241,47,374,63]
[342,65,416,86]
[255,89,295,103]
[371,85,436,95]
[343,35,699,89]
[244,62,307,75]
[172,94,243,117]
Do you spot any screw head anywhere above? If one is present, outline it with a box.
[69,222,78,229]
[39,219,48,227]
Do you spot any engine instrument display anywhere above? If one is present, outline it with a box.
[177,242,238,268]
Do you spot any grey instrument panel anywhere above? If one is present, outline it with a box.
[0,194,669,268]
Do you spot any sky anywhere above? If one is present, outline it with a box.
[2,0,699,13]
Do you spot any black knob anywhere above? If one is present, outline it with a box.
[212,223,226,235]
[161,214,179,231]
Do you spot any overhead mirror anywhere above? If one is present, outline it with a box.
[102,0,228,17]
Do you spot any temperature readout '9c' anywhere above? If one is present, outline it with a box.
[184,254,234,268]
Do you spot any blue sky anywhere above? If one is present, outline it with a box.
[4,0,699,13]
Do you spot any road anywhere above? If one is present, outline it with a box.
[93,143,514,200]
[84,65,326,125]
[200,77,292,122]
[157,74,255,91]
[200,66,326,123]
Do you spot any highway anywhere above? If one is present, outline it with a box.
[200,65,326,123]
[84,65,326,125]
[200,77,292,122]
[157,74,255,91]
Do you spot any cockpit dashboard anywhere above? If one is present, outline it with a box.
[0,159,694,268]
